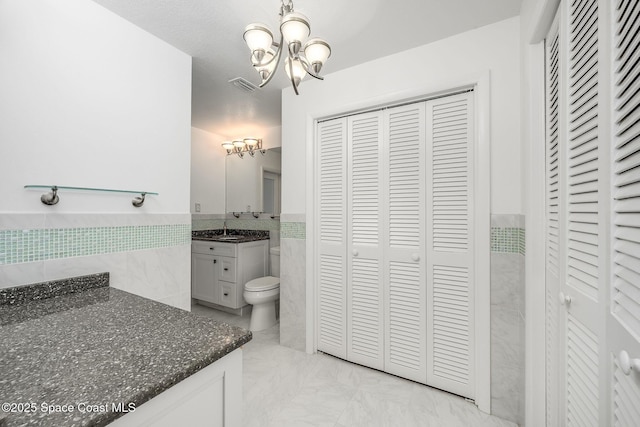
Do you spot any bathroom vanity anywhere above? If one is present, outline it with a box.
[191,232,269,313]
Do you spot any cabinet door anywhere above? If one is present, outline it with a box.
[610,1,640,426]
[316,118,348,358]
[384,102,427,383]
[425,92,475,399]
[192,253,218,304]
[347,111,385,369]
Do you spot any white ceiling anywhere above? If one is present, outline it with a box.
[92,0,522,139]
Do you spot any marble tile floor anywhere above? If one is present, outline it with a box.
[191,302,517,427]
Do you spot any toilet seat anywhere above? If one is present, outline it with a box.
[245,276,280,292]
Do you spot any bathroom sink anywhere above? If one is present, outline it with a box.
[216,235,242,241]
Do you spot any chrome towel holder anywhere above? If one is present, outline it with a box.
[24,185,158,207]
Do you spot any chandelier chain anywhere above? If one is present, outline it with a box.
[280,0,294,16]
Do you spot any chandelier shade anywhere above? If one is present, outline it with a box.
[280,12,310,49]
[242,0,331,95]
[304,38,331,73]
[285,57,306,86]
[243,24,274,62]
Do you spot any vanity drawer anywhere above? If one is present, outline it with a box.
[192,241,237,257]
[218,257,237,282]
[219,283,237,307]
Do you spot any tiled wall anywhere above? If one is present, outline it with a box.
[490,214,525,426]
[0,213,192,310]
[279,215,307,351]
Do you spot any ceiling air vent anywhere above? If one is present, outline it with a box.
[228,77,258,93]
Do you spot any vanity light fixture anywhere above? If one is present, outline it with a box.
[222,138,266,158]
[243,0,331,95]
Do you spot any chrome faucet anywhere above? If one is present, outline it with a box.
[223,221,228,236]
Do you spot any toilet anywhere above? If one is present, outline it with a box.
[243,246,280,331]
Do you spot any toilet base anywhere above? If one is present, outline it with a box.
[249,301,277,332]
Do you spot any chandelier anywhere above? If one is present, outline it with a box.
[243,0,331,95]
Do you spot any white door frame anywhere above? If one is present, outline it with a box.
[521,1,562,426]
[305,72,492,412]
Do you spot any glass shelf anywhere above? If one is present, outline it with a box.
[24,185,158,195]
[24,185,158,207]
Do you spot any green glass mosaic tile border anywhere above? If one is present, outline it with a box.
[0,224,191,265]
[192,218,281,232]
[281,222,306,239]
[491,227,525,255]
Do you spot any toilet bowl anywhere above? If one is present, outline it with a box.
[244,246,280,331]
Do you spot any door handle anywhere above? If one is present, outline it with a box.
[411,253,420,262]
[352,250,359,257]
[619,350,640,375]
[209,247,215,251]
[559,292,572,306]
[224,267,229,271]
[213,259,217,264]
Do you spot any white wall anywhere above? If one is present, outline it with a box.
[0,0,191,213]
[0,0,192,309]
[281,16,522,216]
[191,127,226,214]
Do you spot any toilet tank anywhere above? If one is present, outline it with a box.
[270,246,280,277]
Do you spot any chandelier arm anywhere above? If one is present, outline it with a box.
[258,33,285,88]
[254,42,281,69]
[299,56,324,81]
[287,54,300,95]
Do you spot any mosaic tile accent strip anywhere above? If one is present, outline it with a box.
[491,227,525,255]
[0,224,191,265]
[281,222,306,239]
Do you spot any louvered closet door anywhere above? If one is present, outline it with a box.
[383,103,427,383]
[545,12,561,427]
[558,0,605,424]
[609,0,640,425]
[347,112,385,369]
[317,118,348,358]
[424,92,475,399]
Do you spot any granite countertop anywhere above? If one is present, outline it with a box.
[192,229,269,243]
[0,273,252,427]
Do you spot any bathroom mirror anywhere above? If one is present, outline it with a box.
[225,147,281,215]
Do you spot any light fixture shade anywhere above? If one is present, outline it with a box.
[243,24,274,55]
[221,141,234,150]
[280,12,310,46]
[244,137,259,148]
[285,57,306,84]
[233,140,246,148]
[304,38,331,67]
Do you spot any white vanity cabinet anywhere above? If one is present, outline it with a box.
[191,239,269,310]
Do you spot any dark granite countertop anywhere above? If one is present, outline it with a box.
[192,229,269,243]
[0,273,252,427]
